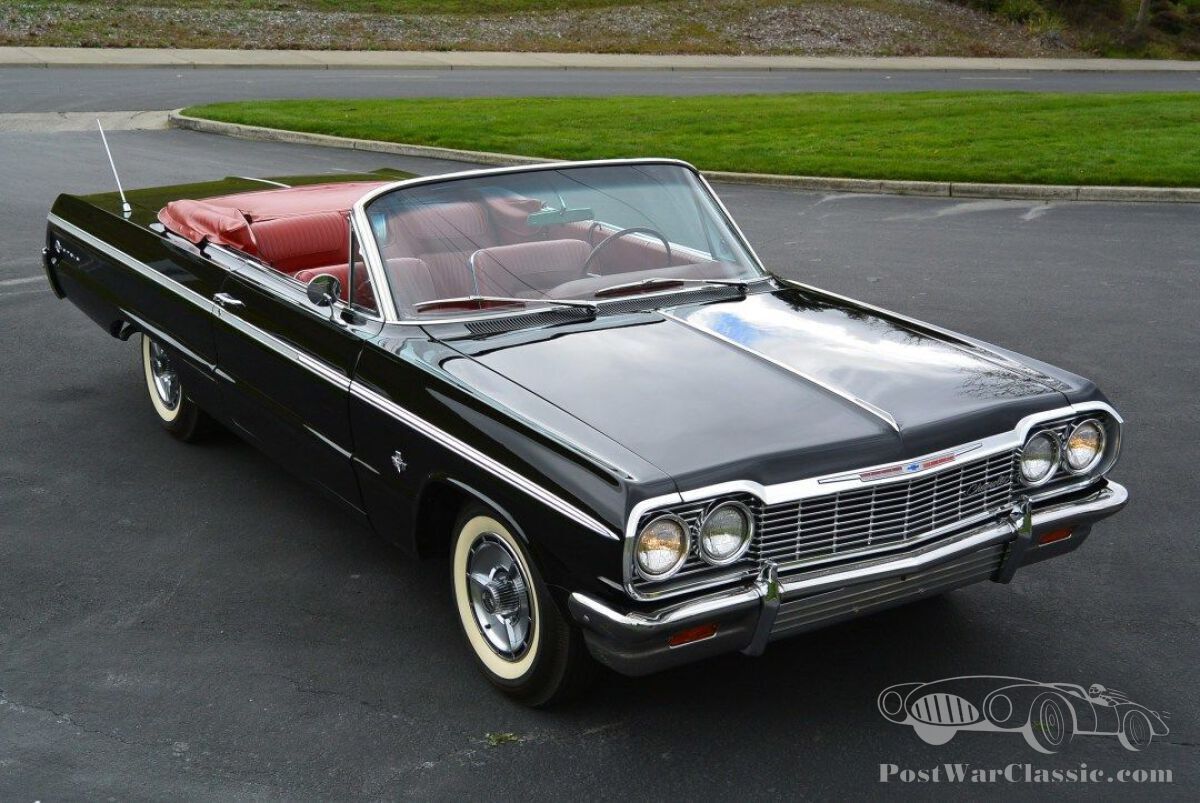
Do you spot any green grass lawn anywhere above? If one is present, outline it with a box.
[186,93,1200,187]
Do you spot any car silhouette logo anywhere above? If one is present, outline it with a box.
[878,676,1169,754]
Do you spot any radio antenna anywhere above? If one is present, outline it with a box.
[97,119,132,218]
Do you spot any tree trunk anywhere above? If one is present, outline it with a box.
[1135,0,1152,33]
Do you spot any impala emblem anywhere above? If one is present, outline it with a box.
[964,476,1007,497]
[391,450,407,474]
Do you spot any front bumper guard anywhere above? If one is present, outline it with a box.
[569,480,1128,676]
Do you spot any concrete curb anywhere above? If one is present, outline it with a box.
[169,111,1200,204]
[7,47,1200,72]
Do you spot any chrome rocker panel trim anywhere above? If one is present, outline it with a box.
[572,480,1127,676]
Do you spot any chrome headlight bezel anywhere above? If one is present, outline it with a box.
[698,500,755,566]
[633,513,691,581]
[1063,418,1107,474]
[1019,430,1061,487]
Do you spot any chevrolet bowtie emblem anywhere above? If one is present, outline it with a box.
[391,450,407,474]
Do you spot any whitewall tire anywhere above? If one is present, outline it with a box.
[140,334,209,441]
[451,503,596,706]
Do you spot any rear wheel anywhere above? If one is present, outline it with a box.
[450,503,595,706]
[141,334,208,442]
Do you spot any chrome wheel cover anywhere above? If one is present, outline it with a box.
[148,340,181,411]
[465,533,534,660]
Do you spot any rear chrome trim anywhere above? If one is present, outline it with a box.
[663,310,901,432]
[350,381,618,540]
[47,214,213,313]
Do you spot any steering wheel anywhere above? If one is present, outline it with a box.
[582,227,672,275]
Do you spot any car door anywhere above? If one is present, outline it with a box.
[212,230,383,514]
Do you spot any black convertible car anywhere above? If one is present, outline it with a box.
[44,159,1127,705]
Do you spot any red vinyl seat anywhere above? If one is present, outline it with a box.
[251,211,348,275]
[384,200,500,299]
[471,239,592,297]
[158,180,386,255]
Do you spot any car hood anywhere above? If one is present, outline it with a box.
[439,287,1075,491]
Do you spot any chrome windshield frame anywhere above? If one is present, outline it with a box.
[350,158,768,325]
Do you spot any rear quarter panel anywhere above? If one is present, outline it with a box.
[47,193,228,414]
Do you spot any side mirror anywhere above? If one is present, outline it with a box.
[306,273,341,307]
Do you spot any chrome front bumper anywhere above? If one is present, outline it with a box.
[568,481,1128,676]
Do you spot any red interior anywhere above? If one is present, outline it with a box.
[158,181,387,276]
[157,180,727,309]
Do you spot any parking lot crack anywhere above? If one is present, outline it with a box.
[0,686,157,749]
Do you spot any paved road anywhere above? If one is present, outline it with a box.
[2,65,1199,113]
[2,124,1198,798]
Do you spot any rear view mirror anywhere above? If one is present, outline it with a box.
[306,273,341,307]
[527,206,594,227]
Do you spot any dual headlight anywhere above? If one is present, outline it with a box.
[1019,419,1108,486]
[634,502,754,581]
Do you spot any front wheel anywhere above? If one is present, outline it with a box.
[451,504,595,706]
[141,334,209,441]
[1119,710,1154,751]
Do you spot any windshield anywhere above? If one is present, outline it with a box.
[361,162,766,318]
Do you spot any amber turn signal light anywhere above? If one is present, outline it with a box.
[667,623,719,647]
[1037,527,1074,546]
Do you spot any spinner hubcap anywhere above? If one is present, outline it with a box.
[148,340,181,411]
[466,534,533,660]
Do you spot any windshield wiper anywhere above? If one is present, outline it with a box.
[412,295,598,316]
[592,277,752,299]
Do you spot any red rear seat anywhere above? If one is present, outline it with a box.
[251,212,348,274]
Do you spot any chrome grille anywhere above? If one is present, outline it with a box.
[631,451,1016,593]
[755,450,1017,568]
[770,543,1008,639]
[629,410,1115,599]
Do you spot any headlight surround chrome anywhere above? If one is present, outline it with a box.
[698,501,754,566]
[1019,430,1060,486]
[1064,418,1106,474]
[633,514,690,580]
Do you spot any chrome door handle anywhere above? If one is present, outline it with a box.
[214,292,245,309]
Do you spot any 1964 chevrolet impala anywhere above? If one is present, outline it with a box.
[44,159,1127,705]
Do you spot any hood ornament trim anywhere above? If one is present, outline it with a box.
[662,311,901,433]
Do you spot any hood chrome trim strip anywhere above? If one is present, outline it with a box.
[661,310,902,433]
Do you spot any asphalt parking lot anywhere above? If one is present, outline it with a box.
[1,81,1198,799]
